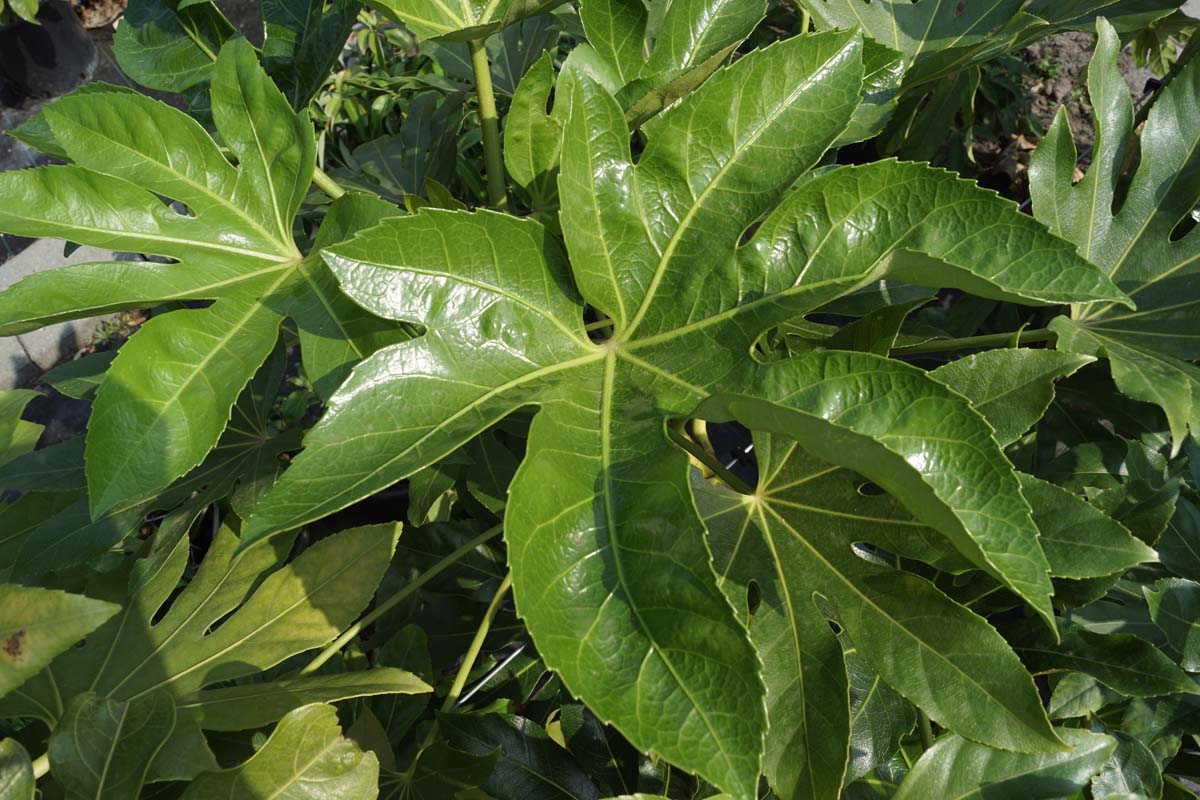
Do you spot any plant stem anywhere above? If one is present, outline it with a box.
[585,318,615,332]
[668,419,755,495]
[441,572,513,711]
[469,38,507,208]
[892,326,1054,355]
[298,523,503,675]
[800,8,811,32]
[917,709,935,751]
[31,751,49,780]
[312,166,347,200]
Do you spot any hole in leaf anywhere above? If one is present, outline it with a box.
[827,619,843,635]
[583,305,614,343]
[857,481,885,496]
[703,421,758,489]
[1171,207,1200,242]
[746,580,762,617]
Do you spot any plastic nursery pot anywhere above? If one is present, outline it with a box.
[0,0,96,98]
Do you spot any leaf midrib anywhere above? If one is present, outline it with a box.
[761,503,1048,741]
[596,349,740,784]
[619,40,853,340]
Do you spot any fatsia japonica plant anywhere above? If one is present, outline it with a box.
[3,0,1200,798]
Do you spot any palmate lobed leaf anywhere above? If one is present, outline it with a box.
[242,28,1128,796]
[0,521,401,736]
[695,435,1065,800]
[0,38,405,519]
[1031,18,1200,454]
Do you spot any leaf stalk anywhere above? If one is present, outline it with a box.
[441,571,513,711]
[311,166,347,200]
[469,38,508,208]
[891,327,1054,355]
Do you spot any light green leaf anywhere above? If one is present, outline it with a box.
[179,668,432,730]
[1031,19,1200,454]
[892,728,1116,800]
[1144,578,1200,672]
[48,691,176,800]
[181,703,379,799]
[931,349,1094,446]
[1019,473,1157,579]
[371,0,562,41]
[0,585,119,701]
[696,435,1063,767]
[0,41,399,517]
[1047,673,1105,720]
[505,52,562,207]
[0,739,34,800]
[249,28,1121,794]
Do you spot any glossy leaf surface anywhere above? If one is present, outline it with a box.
[248,29,1122,794]
[696,434,1062,786]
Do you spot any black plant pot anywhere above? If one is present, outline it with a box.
[0,0,96,99]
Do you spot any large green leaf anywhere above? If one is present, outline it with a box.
[1031,18,1200,454]
[891,728,1116,800]
[247,30,1123,795]
[696,434,1063,797]
[0,585,119,701]
[0,40,402,517]
[181,703,379,798]
[0,522,397,729]
[47,691,176,800]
